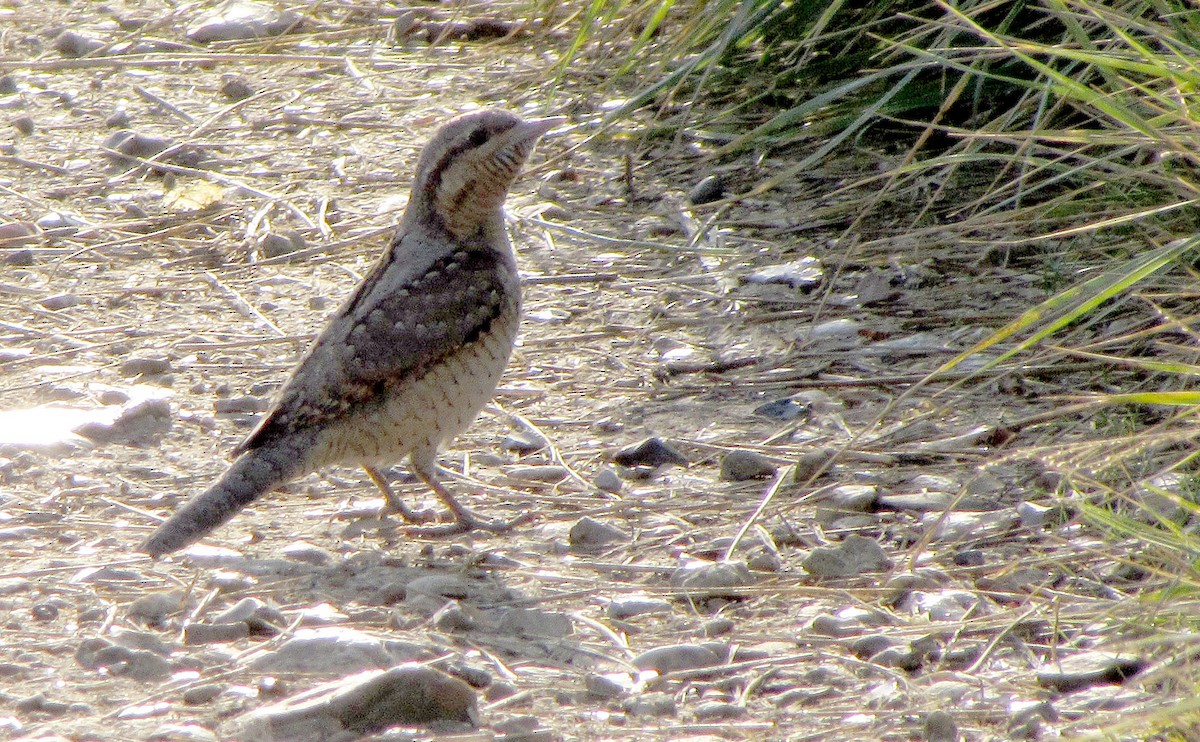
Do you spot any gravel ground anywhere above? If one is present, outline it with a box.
[0,2,1191,741]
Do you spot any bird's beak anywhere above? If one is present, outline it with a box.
[516,116,567,141]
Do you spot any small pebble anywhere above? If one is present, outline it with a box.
[594,467,622,493]
[35,212,85,236]
[53,31,105,57]
[3,248,34,265]
[105,108,131,128]
[30,602,59,621]
[633,644,722,673]
[39,293,80,311]
[622,692,676,718]
[0,221,40,247]
[183,622,250,645]
[719,449,776,481]
[127,591,185,623]
[607,595,670,619]
[103,130,171,162]
[584,674,626,699]
[220,74,255,101]
[0,75,17,94]
[744,257,823,290]
[507,465,567,483]
[119,356,172,376]
[849,634,894,660]
[568,516,628,551]
[613,437,688,468]
[214,395,267,414]
[182,684,225,705]
[687,174,724,205]
[752,397,808,421]
[12,115,33,135]
[669,560,754,600]
[794,448,836,482]
[802,534,891,578]
[1035,652,1147,693]
[501,430,546,453]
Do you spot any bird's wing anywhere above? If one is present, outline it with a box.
[235,232,517,453]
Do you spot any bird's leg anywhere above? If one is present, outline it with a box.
[363,465,437,524]
[410,462,533,535]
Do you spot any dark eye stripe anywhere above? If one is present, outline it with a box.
[427,125,502,198]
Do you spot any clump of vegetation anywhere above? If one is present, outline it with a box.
[561,2,1200,734]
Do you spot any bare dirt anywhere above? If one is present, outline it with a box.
[0,2,1187,741]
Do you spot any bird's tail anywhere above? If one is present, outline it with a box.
[140,437,311,557]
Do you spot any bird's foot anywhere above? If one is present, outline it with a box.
[382,500,440,525]
[405,509,534,537]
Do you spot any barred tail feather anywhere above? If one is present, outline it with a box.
[140,438,309,557]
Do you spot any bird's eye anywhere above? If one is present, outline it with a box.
[468,129,489,148]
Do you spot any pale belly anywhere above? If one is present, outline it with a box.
[311,315,518,469]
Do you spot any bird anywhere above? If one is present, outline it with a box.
[141,109,561,557]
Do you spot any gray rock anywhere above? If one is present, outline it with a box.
[0,526,40,541]
[687,175,724,205]
[622,692,676,717]
[808,614,858,638]
[507,465,568,483]
[594,467,622,493]
[694,701,747,720]
[719,449,777,481]
[242,628,397,674]
[259,231,304,259]
[743,256,823,290]
[128,591,185,623]
[802,535,891,578]
[497,608,573,639]
[607,595,671,620]
[183,622,250,645]
[214,597,286,635]
[585,674,626,699]
[232,665,476,740]
[151,723,218,741]
[280,540,334,566]
[568,516,628,551]
[613,437,688,468]
[632,644,722,673]
[698,617,735,637]
[912,589,981,621]
[849,634,894,660]
[0,221,39,249]
[752,397,809,421]
[1036,652,1147,693]
[105,108,131,128]
[501,430,546,453]
[74,398,172,446]
[669,560,755,600]
[213,395,267,414]
[119,356,172,376]
[35,212,86,236]
[1018,500,1051,528]
[39,293,80,311]
[188,0,302,42]
[220,74,255,101]
[823,484,879,512]
[807,318,863,345]
[103,130,172,163]
[794,448,836,482]
[75,639,171,680]
[404,574,481,615]
[53,31,104,57]
[923,710,959,742]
